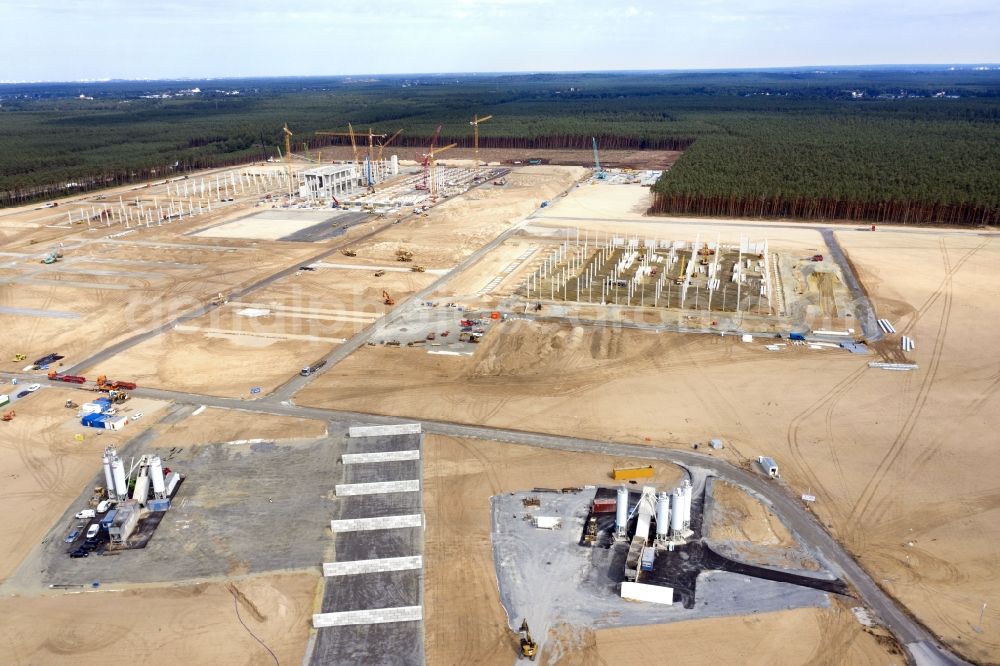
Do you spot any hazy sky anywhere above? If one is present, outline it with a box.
[1,0,997,81]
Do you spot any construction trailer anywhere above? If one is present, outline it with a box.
[612,465,654,481]
[757,456,779,478]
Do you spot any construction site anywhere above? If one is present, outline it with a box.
[1,115,998,666]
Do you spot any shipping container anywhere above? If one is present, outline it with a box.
[81,413,108,428]
[147,498,171,512]
[0,395,8,408]
[164,471,181,497]
[80,402,103,415]
[612,465,655,481]
[789,332,806,341]
[99,510,118,531]
[592,498,617,513]
[640,547,655,572]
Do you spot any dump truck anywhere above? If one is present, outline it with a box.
[612,465,654,481]
[395,249,414,262]
[374,270,386,277]
[340,249,357,257]
[410,265,426,273]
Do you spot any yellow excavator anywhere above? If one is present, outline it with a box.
[518,619,538,661]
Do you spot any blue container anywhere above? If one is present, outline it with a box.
[100,510,117,531]
[148,499,171,512]
[95,397,112,408]
[789,332,806,341]
[81,413,108,428]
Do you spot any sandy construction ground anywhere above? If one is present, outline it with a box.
[0,572,319,665]
[1,237,318,368]
[591,603,899,665]
[147,407,327,447]
[79,326,327,398]
[81,264,437,397]
[302,224,1000,661]
[0,387,167,582]
[348,166,588,268]
[422,434,683,665]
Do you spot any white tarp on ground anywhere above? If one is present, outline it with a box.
[621,581,674,605]
[236,307,271,317]
[312,606,422,628]
[323,556,423,577]
[348,423,421,437]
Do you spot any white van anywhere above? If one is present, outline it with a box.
[86,524,100,540]
[75,509,96,519]
[96,500,111,513]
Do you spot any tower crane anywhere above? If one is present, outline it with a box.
[470,114,493,165]
[282,123,294,162]
[416,125,444,192]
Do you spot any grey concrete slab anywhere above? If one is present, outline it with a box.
[22,436,344,587]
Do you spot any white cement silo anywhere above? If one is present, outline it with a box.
[616,486,629,537]
[149,456,166,499]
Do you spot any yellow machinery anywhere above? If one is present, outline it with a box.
[470,114,493,165]
[382,290,395,306]
[410,265,426,273]
[12,354,26,362]
[612,465,654,481]
[518,619,537,661]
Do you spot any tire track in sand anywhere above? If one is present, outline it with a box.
[847,238,960,528]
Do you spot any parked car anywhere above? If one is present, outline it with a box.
[16,390,29,399]
[84,538,99,548]
[64,530,80,543]
[69,549,88,558]
[86,524,100,540]
[132,412,143,421]
[96,500,111,513]
[75,509,96,519]
[26,383,41,392]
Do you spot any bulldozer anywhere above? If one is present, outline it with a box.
[410,265,426,273]
[12,354,26,362]
[341,249,357,257]
[382,290,396,306]
[395,249,414,262]
[518,619,538,661]
[64,400,78,409]
[374,270,386,277]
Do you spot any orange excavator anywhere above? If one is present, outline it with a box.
[382,290,395,306]
[2,410,15,422]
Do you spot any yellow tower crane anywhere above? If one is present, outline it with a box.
[470,114,493,166]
